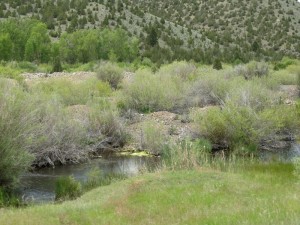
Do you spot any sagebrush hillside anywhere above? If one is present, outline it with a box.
[0,0,300,63]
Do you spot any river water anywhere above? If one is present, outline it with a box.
[18,154,160,203]
[17,144,300,204]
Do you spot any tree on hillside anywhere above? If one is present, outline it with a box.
[25,23,51,63]
[0,33,13,61]
[147,27,158,47]
[213,58,223,70]
[51,43,62,72]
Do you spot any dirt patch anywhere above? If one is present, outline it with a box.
[22,72,96,83]
[124,111,195,152]
[279,85,299,104]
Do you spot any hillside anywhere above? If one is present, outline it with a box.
[0,0,299,63]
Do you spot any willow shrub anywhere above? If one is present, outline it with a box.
[0,79,34,187]
[31,77,111,106]
[96,62,124,89]
[194,102,262,154]
[119,69,184,112]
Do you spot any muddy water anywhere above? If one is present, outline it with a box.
[18,155,160,203]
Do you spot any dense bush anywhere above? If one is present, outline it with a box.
[274,57,296,71]
[194,102,262,153]
[213,58,223,70]
[0,188,21,207]
[88,105,128,148]
[96,62,124,89]
[158,61,196,80]
[120,69,184,112]
[140,122,165,154]
[234,61,269,80]
[260,105,300,132]
[31,77,111,106]
[0,79,34,186]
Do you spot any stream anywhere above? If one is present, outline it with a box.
[17,144,300,204]
[18,154,160,204]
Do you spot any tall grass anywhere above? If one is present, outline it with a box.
[162,139,212,170]
[55,176,82,201]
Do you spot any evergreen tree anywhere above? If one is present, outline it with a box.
[147,27,158,47]
[213,58,223,70]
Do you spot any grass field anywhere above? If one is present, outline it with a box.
[0,162,299,225]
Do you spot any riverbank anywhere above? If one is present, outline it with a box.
[1,60,299,189]
[1,162,299,225]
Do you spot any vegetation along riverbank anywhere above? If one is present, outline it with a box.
[0,2,300,223]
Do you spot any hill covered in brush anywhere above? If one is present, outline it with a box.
[0,0,299,64]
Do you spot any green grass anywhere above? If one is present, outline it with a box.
[0,163,299,225]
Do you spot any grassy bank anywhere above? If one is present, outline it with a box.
[0,162,299,225]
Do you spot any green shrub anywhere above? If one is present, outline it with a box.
[225,79,277,111]
[140,122,165,155]
[274,57,296,71]
[0,79,34,186]
[213,58,223,70]
[234,61,269,80]
[96,62,124,89]
[158,61,196,80]
[120,69,184,112]
[0,188,22,208]
[194,102,262,153]
[31,77,111,106]
[55,176,82,201]
[0,65,24,83]
[260,105,300,132]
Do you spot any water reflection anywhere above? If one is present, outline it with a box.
[259,144,300,161]
[19,155,159,203]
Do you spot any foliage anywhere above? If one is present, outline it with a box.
[147,27,158,47]
[120,69,184,112]
[55,176,82,201]
[0,79,34,187]
[194,102,262,153]
[96,62,124,89]
[24,23,51,63]
[213,58,222,70]
[0,188,22,208]
[31,77,111,106]
[59,29,139,64]
[260,105,300,132]
[274,57,296,71]
[88,103,128,148]
[158,61,196,80]
[140,122,165,154]
[234,61,269,80]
